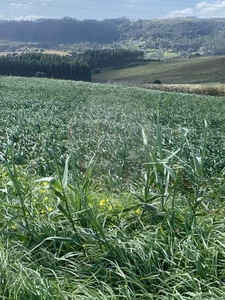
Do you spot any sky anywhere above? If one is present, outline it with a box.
[1,0,225,21]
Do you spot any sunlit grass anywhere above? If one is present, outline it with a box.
[92,55,225,85]
[144,83,225,96]
[0,76,224,298]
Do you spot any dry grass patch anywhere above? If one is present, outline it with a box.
[43,49,70,56]
[0,50,70,56]
[144,83,225,96]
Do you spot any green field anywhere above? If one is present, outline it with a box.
[92,55,225,85]
[0,76,225,299]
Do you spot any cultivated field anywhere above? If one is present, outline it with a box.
[0,76,224,299]
[93,55,225,90]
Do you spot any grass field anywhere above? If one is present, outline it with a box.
[92,55,225,86]
[0,49,70,56]
[0,76,225,299]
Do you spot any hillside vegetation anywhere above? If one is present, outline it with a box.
[93,55,225,84]
[1,17,225,89]
[92,55,225,96]
[0,76,224,298]
[1,17,225,57]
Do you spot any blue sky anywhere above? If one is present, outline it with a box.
[1,0,225,20]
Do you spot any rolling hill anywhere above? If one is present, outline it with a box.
[1,17,225,57]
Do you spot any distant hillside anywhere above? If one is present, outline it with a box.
[0,18,120,47]
[118,18,225,55]
[1,17,225,56]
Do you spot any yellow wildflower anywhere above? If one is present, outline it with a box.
[99,199,108,206]
[135,208,141,215]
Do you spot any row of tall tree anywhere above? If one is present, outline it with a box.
[0,49,146,80]
[0,18,120,45]
[78,48,144,68]
[0,53,91,81]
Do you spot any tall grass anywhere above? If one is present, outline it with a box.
[0,76,224,298]
[1,117,225,298]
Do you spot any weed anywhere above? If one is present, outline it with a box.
[0,76,224,299]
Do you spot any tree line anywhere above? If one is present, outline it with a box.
[78,48,144,69]
[0,53,91,81]
[0,49,145,81]
[0,18,120,45]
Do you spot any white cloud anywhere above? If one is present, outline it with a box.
[30,0,51,5]
[11,0,51,9]
[127,0,136,8]
[167,8,194,18]
[196,0,225,16]
[14,15,49,21]
[167,1,225,18]
[11,2,29,9]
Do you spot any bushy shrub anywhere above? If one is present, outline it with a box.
[153,79,162,84]
[91,68,101,75]
[34,71,47,78]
